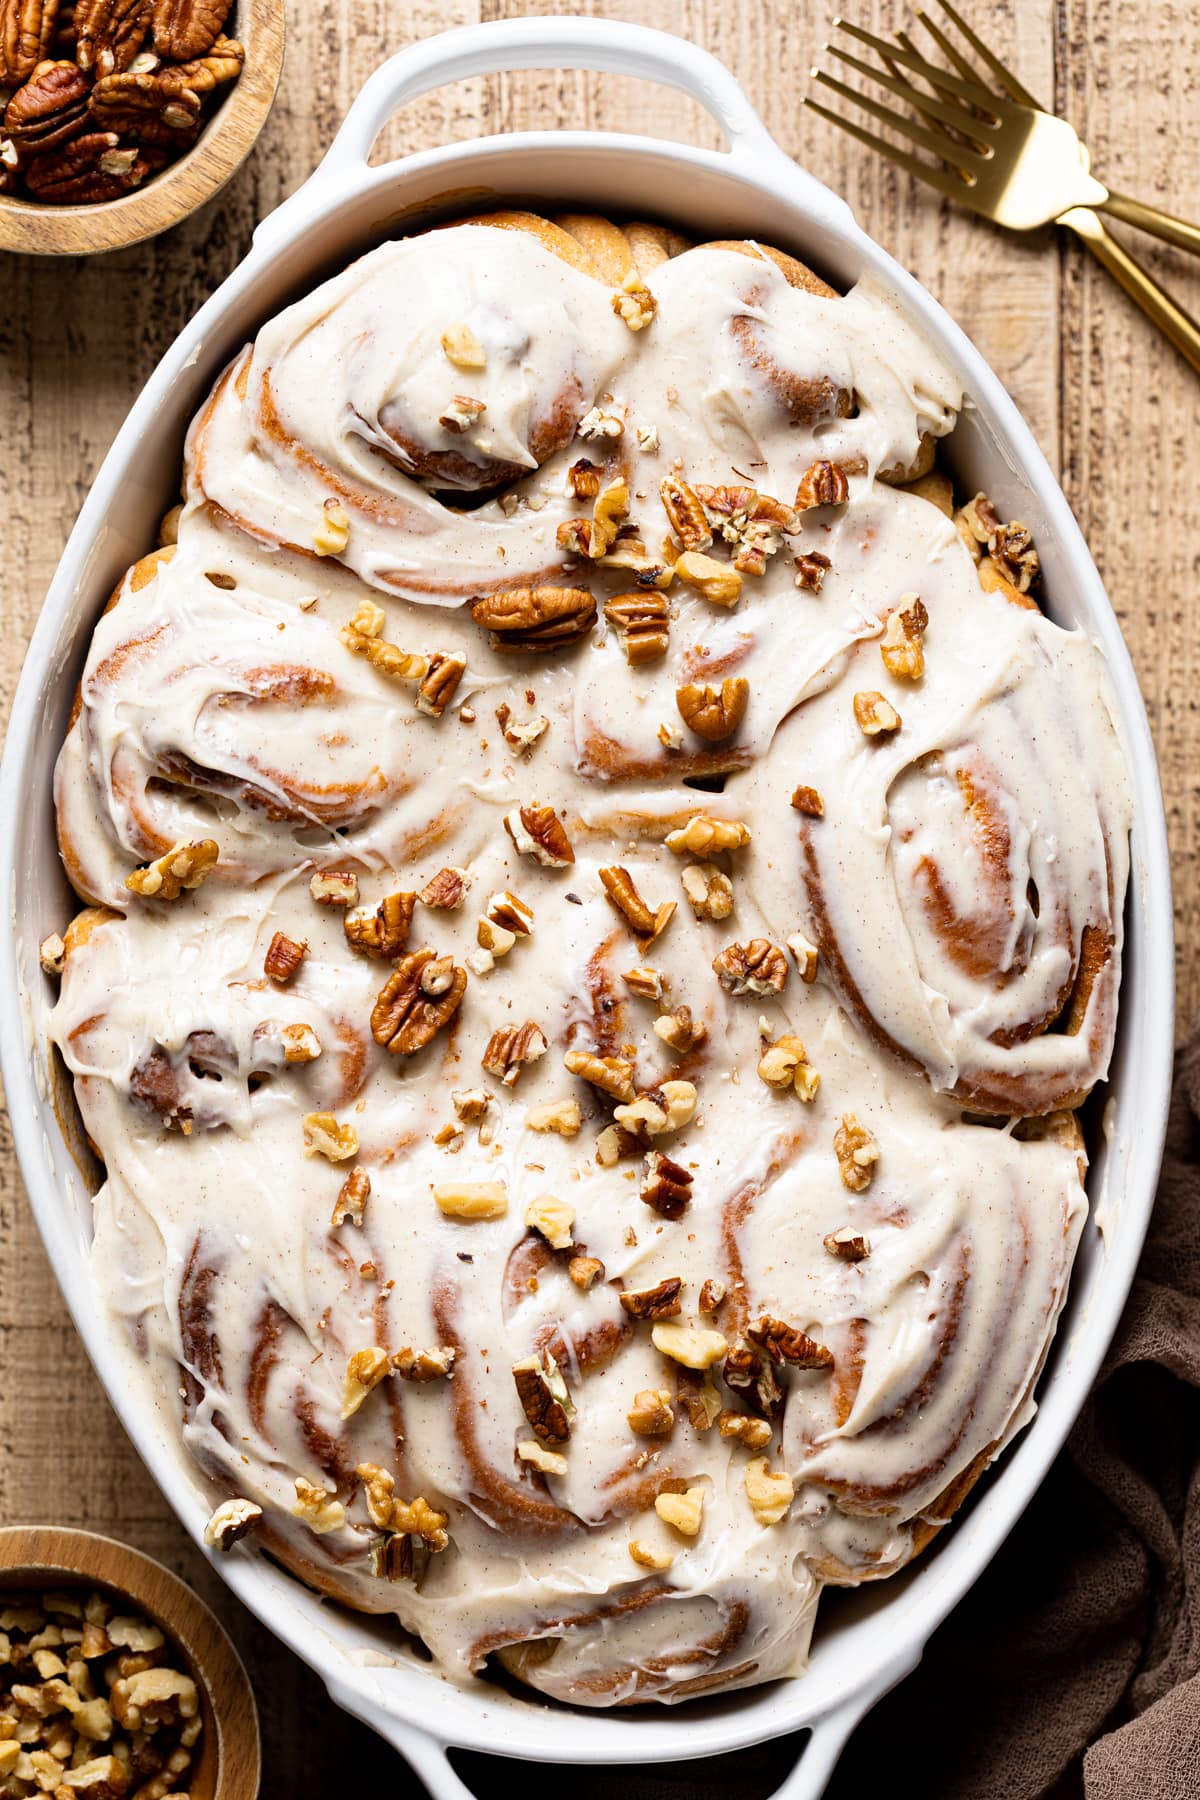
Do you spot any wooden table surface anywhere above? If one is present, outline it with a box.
[1,0,1197,1790]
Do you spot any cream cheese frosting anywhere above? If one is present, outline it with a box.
[48,213,1130,1706]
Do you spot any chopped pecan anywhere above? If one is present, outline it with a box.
[824,1225,871,1261]
[370,1533,415,1581]
[496,701,549,753]
[332,1166,370,1228]
[641,1150,692,1220]
[790,784,824,817]
[879,595,928,681]
[712,938,787,996]
[834,1113,879,1191]
[512,1351,575,1444]
[749,1314,834,1369]
[439,394,486,433]
[604,590,671,664]
[484,889,533,937]
[795,460,850,511]
[152,0,232,59]
[697,1277,726,1314]
[853,689,901,737]
[420,866,467,910]
[660,474,712,551]
[619,1276,683,1321]
[264,930,306,982]
[599,865,675,943]
[481,1020,548,1087]
[0,0,61,84]
[310,869,358,907]
[416,652,466,717]
[370,948,466,1055]
[124,837,217,900]
[4,58,89,152]
[653,1006,707,1054]
[675,676,748,743]
[568,457,602,499]
[568,1253,605,1289]
[313,497,350,555]
[472,585,596,653]
[576,405,623,441]
[75,0,150,75]
[563,1047,636,1103]
[794,550,832,592]
[392,1345,456,1381]
[343,891,415,960]
[623,965,664,1002]
[665,814,751,856]
[504,802,575,868]
[722,1340,782,1417]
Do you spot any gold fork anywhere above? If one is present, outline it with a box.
[806,1,1200,373]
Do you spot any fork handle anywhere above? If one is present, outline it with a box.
[1098,191,1200,259]
[1059,206,1200,375]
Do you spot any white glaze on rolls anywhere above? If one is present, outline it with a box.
[49,213,1129,1706]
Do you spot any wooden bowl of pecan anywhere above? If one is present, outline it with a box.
[0,0,284,254]
[0,1525,260,1796]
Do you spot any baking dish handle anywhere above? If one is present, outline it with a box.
[253,17,854,248]
[370,1656,916,1800]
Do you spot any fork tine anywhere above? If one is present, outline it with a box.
[825,42,993,153]
[833,18,1004,113]
[887,30,981,171]
[813,65,987,172]
[803,94,974,204]
[922,0,1041,109]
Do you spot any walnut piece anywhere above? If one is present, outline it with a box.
[517,1440,568,1477]
[341,1346,390,1420]
[853,690,901,737]
[824,1226,871,1261]
[433,1180,508,1220]
[681,861,734,920]
[834,1113,880,1191]
[38,930,66,975]
[655,1486,705,1536]
[203,1495,262,1550]
[675,676,749,743]
[356,1462,449,1548]
[392,1345,456,1381]
[496,701,550,754]
[568,1254,605,1288]
[504,803,575,868]
[524,1194,575,1250]
[312,496,350,555]
[471,586,596,653]
[441,321,486,369]
[292,1476,345,1534]
[744,1457,794,1525]
[599,865,675,942]
[627,1388,675,1436]
[880,595,928,680]
[525,1095,583,1137]
[281,1022,321,1064]
[653,1005,707,1054]
[302,1112,358,1163]
[563,1047,636,1103]
[651,1322,728,1369]
[790,784,824,818]
[673,549,742,608]
[665,814,751,856]
[371,948,467,1056]
[757,1033,820,1102]
[614,1079,697,1139]
[124,837,217,899]
[713,938,787,996]
[75,0,151,76]
[619,1277,683,1321]
[718,1411,773,1450]
[512,1352,575,1444]
[612,272,657,330]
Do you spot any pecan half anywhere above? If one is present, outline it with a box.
[0,0,62,85]
[4,58,89,152]
[370,949,466,1056]
[712,938,787,996]
[748,1314,834,1370]
[471,586,596,653]
[619,1276,683,1321]
[599,865,675,943]
[604,591,670,664]
[89,31,242,140]
[481,1020,548,1087]
[504,802,574,868]
[151,0,232,60]
[675,677,748,743]
[512,1352,575,1445]
[75,0,150,75]
[660,474,712,551]
[641,1150,693,1220]
[23,127,142,200]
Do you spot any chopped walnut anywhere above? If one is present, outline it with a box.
[439,394,486,433]
[627,1389,676,1436]
[655,1486,705,1536]
[749,1314,834,1369]
[744,1457,795,1525]
[517,1440,568,1477]
[681,861,734,921]
[795,460,850,511]
[281,1022,322,1064]
[392,1345,456,1381]
[309,869,359,907]
[653,1006,707,1054]
[441,321,487,369]
[512,1352,575,1444]
[496,702,550,754]
[38,932,66,975]
[880,595,928,681]
[576,405,624,441]
[619,1277,683,1321]
[568,1254,605,1289]
[313,497,350,555]
[124,838,218,900]
[599,865,676,943]
[332,1166,370,1227]
[612,272,658,331]
[834,1113,880,1191]
[989,519,1041,591]
[718,1411,773,1450]
[675,677,749,743]
[651,1321,728,1369]
[673,549,742,607]
[525,1096,583,1137]
[342,1346,390,1419]
[665,815,751,856]
[302,1113,358,1163]
[264,930,307,981]
[433,1181,508,1220]
[697,1277,726,1314]
[568,457,602,500]
[713,938,787,996]
[614,1079,697,1139]
[641,1150,693,1220]
[420,866,468,910]
[504,803,575,868]
[292,1476,345,1534]
[757,1033,820,1102]
[824,1226,871,1261]
[787,930,820,984]
[563,1048,636,1103]
[203,1497,262,1551]
[629,1539,674,1570]
[853,690,901,737]
[482,1020,549,1087]
[524,1194,575,1250]
[795,549,832,592]
[356,1462,449,1548]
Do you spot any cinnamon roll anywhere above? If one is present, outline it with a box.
[46,208,1131,1709]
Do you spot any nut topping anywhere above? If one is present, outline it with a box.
[420,866,468,910]
[563,1048,636,1103]
[612,272,658,331]
[853,690,901,737]
[471,586,597,653]
[665,814,751,856]
[681,861,734,920]
[614,1079,697,1139]
[604,591,671,664]
[673,549,742,608]
[370,948,467,1056]
[416,652,467,718]
[834,1113,880,1191]
[795,460,850,511]
[512,1351,575,1444]
[659,474,712,551]
[787,930,820,984]
[482,1020,548,1087]
[309,868,358,907]
[302,1113,358,1163]
[824,1226,871,1261]
[879,595,928,681]
[744,1457,795,1526]
[629,1539,675,1571]
[988,520,1041,592]
[675,676,749,742]
[619,1277,683,1321]
[651,1322,728,1370]
[641,1150,693,1220]
[332,1166,370,1228]
[655,1486,705,1536]
[124,837,217,899]
[38,931,66,975]
[524,1193,575,1250]
[748,1314,834,1369]
[517,1440,568,1477]
[757,1033,820,1102]
[292,1476,345,1534]
[341,1346,390,1419]
[790,784,824,818]
[653,1006,707,1054]
[203,1495,262,1551]
[439,394,486,434]
[713,938,787,996]
[356,1463,449,1549]
[343,891,416,959]
[504,803,575,868]
[393,1345,456,1381]
[722,1340,782,1418]
[264,930,307,982]
[433,1180,508,1220]
[440,321,486,369]
[697,1277,726,1314]
[626,1389,675,1437]
[599,865,675,943]
[718,1411,773,1451]
[568,1254,605,1289]
[525,1095,582,1136]
[795,550,832,592]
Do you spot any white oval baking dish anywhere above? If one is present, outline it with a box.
[0,17,1175,1799]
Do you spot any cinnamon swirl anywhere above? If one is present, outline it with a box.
[47,208,1131,1708]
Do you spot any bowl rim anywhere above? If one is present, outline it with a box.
[0,0,285,257]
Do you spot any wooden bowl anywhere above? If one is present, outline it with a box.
[0,1525,260,1797]
[0,0,285,256]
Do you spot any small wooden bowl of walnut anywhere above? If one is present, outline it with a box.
[0,0,284,255]
[0,1525,260,1797]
